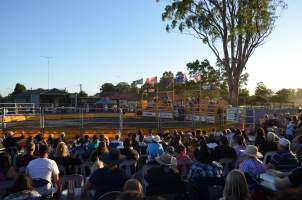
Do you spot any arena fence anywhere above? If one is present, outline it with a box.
[0,104,299,139]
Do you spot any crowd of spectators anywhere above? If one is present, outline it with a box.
[0,112,302,200]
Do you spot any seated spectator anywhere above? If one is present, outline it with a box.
[85,149,127,200]
[145,153,183,196]
[146,136,164,162]
[3,131,24,150]
[239,145,265,177]
[188,143,223,180]
[26,144,60,197]
[0,152,17,181]
[120,138,139,161]
[4,174,41,200]
[232,134,246,156]
[285,116,297,141]
[136,134,147,155]
[267,138,299,172]
[206,133,218,150]
[90,140,109,162]
[255,128,266,147]
[219,170,251,200]
[88,135,100,155]
[123,179,144,195]
[275,166,302,190]
[52,141,81,174]
[176,144,191,162]
[176,144,192,177]
[291,134,302,158]
[169,132,182,150]
[259,132,278,156]
[188,143,223,200]
[226,128,235,145]
[213,136,237,161]
[16,142,37,171]
[109,134,124,149]
[144,129,154,144]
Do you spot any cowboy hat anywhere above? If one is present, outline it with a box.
[241,145,263,158]
[155,153,174,166]
[152,135,162,143]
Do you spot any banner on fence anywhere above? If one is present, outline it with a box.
[226,107,240,122]
[159,112,173,119]
[142,112,156,117]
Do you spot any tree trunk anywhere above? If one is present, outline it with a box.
[228,75,240,107]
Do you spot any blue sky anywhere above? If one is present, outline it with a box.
[0,0,301,96]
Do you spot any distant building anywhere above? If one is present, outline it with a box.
[12,88,75,107]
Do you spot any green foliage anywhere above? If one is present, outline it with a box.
[157,0,286,105]
[255,82,273,97]
[159,71,174,91]
[10,83,27,96]
[115,82,131,93]
[271,88,296,104]
[238,88,250,105]
[79,90,88,97]
[101,83,115,93]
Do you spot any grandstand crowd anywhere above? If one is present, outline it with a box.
[0,112,302,200]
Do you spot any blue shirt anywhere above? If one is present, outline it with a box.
[188,161,223,179]
[239,159,265,177]
[146,143,164,161]
[286,122,296,136]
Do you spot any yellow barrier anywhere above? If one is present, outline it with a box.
[3,112,137,123]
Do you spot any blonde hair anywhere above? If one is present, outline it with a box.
[123,179,144,195]
[223,170,251,200]
[55,142,69,157]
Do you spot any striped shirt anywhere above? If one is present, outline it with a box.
[270,151,299,172]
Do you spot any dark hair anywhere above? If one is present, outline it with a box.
[0,153,11,173]
[219,136,229,146]
[233,134,244,146]
[39,144,49,156]
[12,174,33,193]
[194,145,211,164]
[92,135,98,141]
[115,134,120,140]
[124,138,132,149]
[256,128,265,137]
[176,144,186,154]
[26,142,35,153]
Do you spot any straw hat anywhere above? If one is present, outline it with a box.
[152,135,162,143]
[155,153,174,166]
[241,145,263,158]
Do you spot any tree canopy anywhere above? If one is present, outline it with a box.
[79,90,88,97]
[11,83,27,96]
[157,0,286,105]
[101,83,116,93]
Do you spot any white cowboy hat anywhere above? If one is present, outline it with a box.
[241,145,263,158]
[152,135,162,143]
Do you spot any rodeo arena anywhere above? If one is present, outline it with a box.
[0,84,302,200]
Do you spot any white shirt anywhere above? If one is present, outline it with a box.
[27,158,59,182]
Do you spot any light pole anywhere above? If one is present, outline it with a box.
[41,56,52,90]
